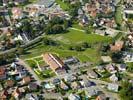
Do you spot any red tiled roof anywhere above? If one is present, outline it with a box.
[43,53,64,71]
[0,67,5,76]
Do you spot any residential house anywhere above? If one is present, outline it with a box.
[87,70,98,79]
[124,8,133,20]
[96,65,105,72]
[110,41,124,52]
[78,8,84,17]
[71,82,80,90]
[28,83,39,91]
[12,7,24,19]
[127,34,133,47]
[15,64,27,80]
[107,83,119,92]
[11,62,17,68]
[104,19,116,28]
[79,15,89,26]
[101,56,112,63]
[117,64,126,72]
[109,74,118,82]
[43,53,66,75]
[96,94,107,100]
[0,67,6,80]
[105,64,117,74]
[60,81,69,90]
[12,88,21,99]
[25,93,39,100]
[68,93,81,100]
[64,75,76,82]
[22,76,31,85]
[105,29,116,37]
[123,52,133,62]
[52,78,60,85]
[64,57,79,65]
[95,29,105,36]
[80,80,94,87]
[25,5,41,17]
[5,79,15,88]
[83,3,97,18]
[35,0,55,8]
[0,90,8,100]
[85,87,99,98]
[2,0,28,5]
[44,82,55,92]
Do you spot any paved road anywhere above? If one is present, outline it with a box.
[18,59,42,85]
[70,27,85,32]
[42,93,63,100]
[24,55,43,61]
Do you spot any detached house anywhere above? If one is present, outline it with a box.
[96,94,107,100]
[87,70,98,79]
[12,88,21,99]
[107,83,119,92]
[117,64,127,72]
[105,64,117,74]
[68,93,81,100]
[0,90,8,100]
[12,7,24,19]
[110,41,124,52]
[5,80,15,88]
[109,74,118,82]
[0,67,6,80]
[60,81,69,90]
[22,76,31,85]
[2,0,28,5]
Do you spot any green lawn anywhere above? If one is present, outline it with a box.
[26,60,36,68]
[21,29,112,64]
[115,3,123,25]
[48,29,112,44]
[34,69,56,80]
[55,0,69,10]
[72,24,84,30]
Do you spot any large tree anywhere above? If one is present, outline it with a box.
[119,81,133,100]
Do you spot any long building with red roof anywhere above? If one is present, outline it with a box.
[43,53,66,75]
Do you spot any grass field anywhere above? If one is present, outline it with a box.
[55,0,69,10]
[21,29,112,64]
[48,29,112,44]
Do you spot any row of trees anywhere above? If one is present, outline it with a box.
[42,37,58,46]
[14,16,46,40]
[69,42,91,51]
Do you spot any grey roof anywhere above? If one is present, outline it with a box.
[68,93,81,100]
[25,93,38,100]
[36,0,55,7]
[107,83,119,92]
